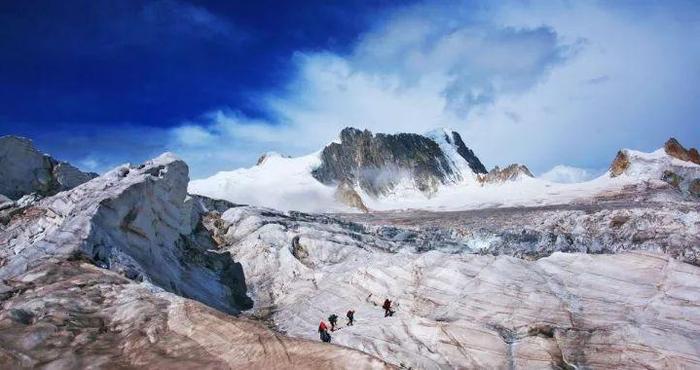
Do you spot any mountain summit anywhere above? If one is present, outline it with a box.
[311,127,487,197]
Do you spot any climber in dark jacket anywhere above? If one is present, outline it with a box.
[346,310,355,326]
[383,299,394,317]
[328,313,339,331]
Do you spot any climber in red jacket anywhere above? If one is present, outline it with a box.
[318,321,331,343]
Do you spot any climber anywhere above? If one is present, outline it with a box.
[328,313,339,331]
[318,320,331,343]
[346,309,355,326]
[383,299,394,317]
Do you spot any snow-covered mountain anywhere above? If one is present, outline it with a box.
[190,127,534,212]
[190,128,700,213]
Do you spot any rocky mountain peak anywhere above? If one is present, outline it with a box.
[312,127,486,197]
[445,130,488,174]
[664,137,700,164]
[0,135,97,200]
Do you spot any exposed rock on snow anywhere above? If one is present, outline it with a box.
[480,164,534,183]
[203,206,700,369]
[0,153,252,314]
[609,150,630,177]
[664,137,700,164]
[607,139,700,198]
[0,136,97,200]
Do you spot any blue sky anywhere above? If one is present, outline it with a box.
[1,0,699,179]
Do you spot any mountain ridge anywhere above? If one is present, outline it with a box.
[190,128,700,212]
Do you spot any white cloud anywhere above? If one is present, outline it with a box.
[539,165,602,183]
[171,125,216,146]
[77,157,101,172]
[170,1,700,179]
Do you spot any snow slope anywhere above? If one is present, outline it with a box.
[189,151,349,212]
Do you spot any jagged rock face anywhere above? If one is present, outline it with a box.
[0,136,97,200]
[609,150,630,177]
[480,163,534,183]
[312,127,485,197]
[204,206,700,369]
[0,153,252,315]
[664,137,700,164]
[443,131,488,174]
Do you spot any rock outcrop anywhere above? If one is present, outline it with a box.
[0,136,97,200]
[0,153,252,314]
[312,127,486,197]
[664,137,700,164]
[609,150,630,177]
[608,139,700,198]
[480,163,534,183]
